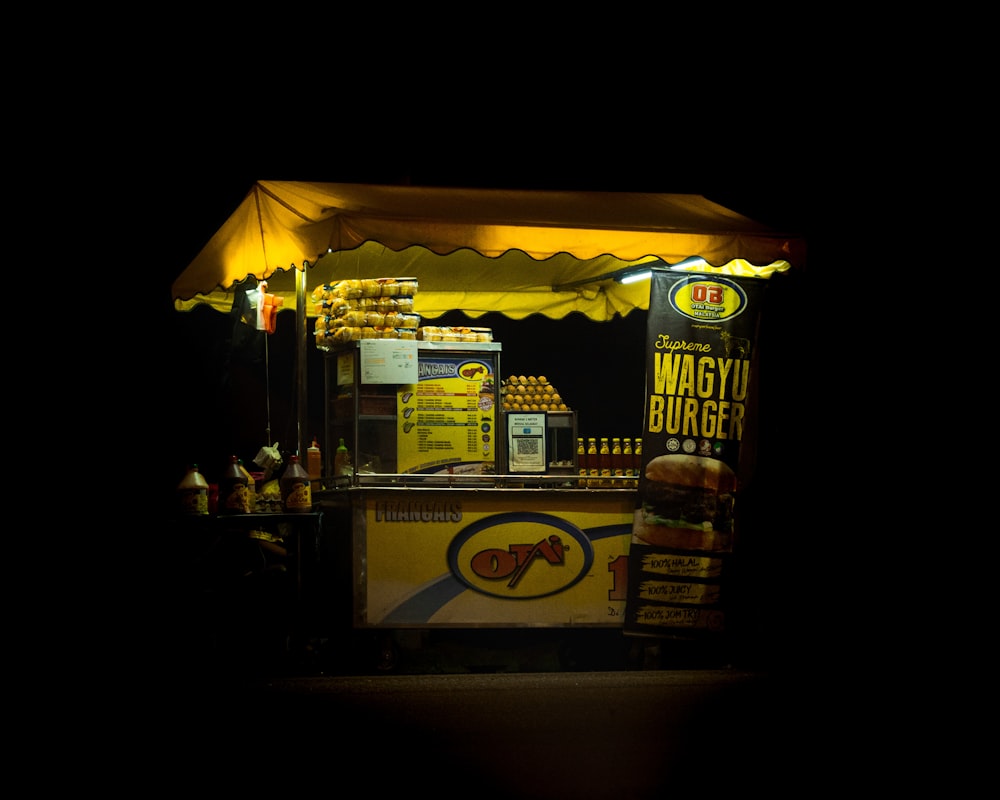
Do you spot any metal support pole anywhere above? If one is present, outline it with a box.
[296,265,308,459]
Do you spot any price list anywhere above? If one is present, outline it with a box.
[396,355,496,474]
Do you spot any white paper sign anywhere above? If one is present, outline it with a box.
[507,412,546,473]
[360,339,418,384]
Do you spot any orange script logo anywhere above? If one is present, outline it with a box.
[447,512,594,599]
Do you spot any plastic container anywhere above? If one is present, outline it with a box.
[219,455,251,514]
[177,465,209,515]
[281,455,313,513]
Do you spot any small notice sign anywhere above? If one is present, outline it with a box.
[507,412,547,473]
[360,339,418,384]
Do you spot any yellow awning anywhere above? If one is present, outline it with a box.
[172,181,805,322]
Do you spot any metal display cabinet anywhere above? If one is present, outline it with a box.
[323,340,504,486]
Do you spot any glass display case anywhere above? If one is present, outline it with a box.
[323,340,503,486]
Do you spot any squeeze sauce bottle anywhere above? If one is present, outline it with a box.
[334,437,351,478]
[307,437,322,483]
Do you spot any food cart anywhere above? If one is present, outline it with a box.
[172,181,805,671]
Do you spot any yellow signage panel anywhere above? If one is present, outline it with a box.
[357,489,635,627]
[396,352,498,475]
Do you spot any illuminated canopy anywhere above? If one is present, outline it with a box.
[172,181,806,322]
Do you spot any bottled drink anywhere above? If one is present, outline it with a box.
[586,437,599,488]
[622,438,633,482]
[599,437,611,487]
[611,437,624,486]
[281,455,313,513]
[633,437,643,478]
[219,455,251,514]
[177,464,209,515]
[576,437,587,487]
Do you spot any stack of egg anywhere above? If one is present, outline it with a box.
[500,375,570,412]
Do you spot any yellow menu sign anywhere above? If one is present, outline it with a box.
[396,353,497,474]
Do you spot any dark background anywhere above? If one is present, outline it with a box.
[71,50,889,786]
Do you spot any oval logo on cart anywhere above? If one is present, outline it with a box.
[668,276,747,322]
[458,360,491,380]
[448,512,594,599]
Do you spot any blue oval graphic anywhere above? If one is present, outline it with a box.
[447,512,594,599]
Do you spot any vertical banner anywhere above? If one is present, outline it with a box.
[624,269,769,638]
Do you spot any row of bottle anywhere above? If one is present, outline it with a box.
[177,454,315,515]
[309,436,354,481]
[305,436,352,480]
[576,437,643,488]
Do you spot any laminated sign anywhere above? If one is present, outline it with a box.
[623,269,771,638]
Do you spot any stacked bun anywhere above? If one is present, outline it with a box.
[313,278,419,350]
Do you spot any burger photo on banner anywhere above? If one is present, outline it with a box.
[635,453,737,552]
[623,266,773,639]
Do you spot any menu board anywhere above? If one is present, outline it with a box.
[396,352,497,475]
